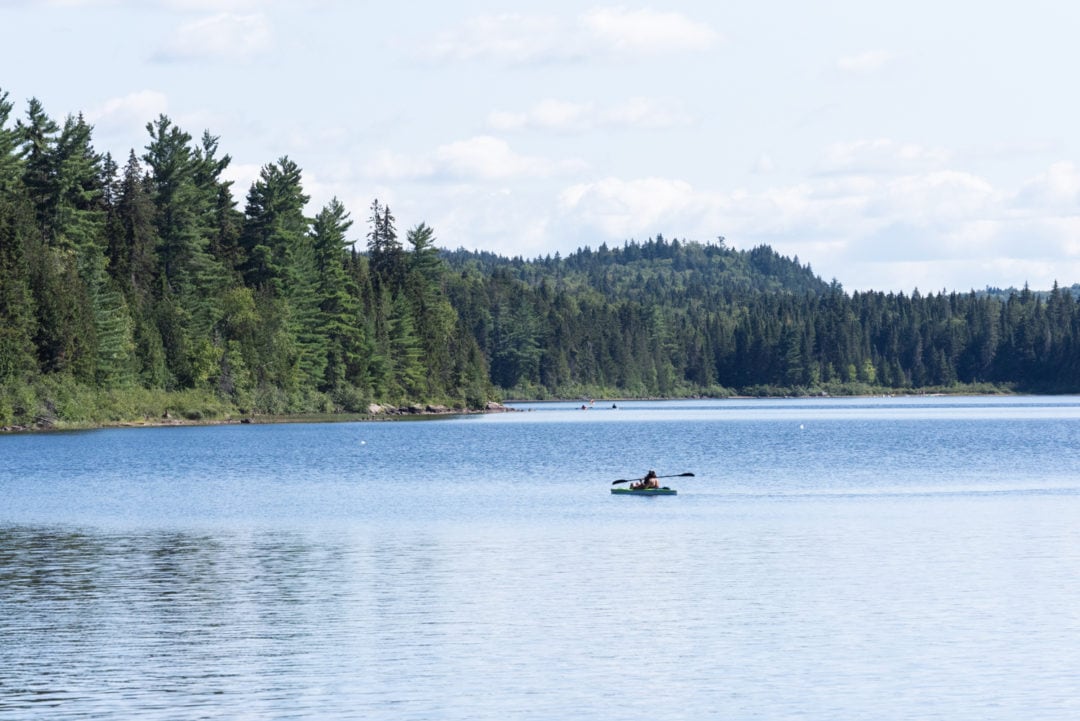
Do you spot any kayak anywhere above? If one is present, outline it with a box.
[611,487,677,496]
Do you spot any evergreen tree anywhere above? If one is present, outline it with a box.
[387,291,425,398]
[111,151,159,299]
[0,89,21,192]
[143,114,230,384]
[0,89,36,388]
[407,222,440,279]
[310,198,364,391]
[0,193,37,386]
[366,199,404,290]
[16,98,60,242]
[404,222,458,396]
[52,113,106,257]
[239,156,309,292]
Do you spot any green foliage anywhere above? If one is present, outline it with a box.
[0,197,37,385]
[2,91,1079,431]
[16,98,60,240]
[366,199,404,291]
[0,88,22,192]
[239,156,309,291]
[0,381,36,426]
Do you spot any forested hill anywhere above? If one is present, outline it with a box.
[2,91,1080,428]
[441,240,1080,398]
[442,237,829,299]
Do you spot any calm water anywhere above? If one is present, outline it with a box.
[2,396,1080,720]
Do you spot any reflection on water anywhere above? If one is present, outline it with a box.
[3,397,1080,719]
[4,499,1080,720]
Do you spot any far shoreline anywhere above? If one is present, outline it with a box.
[0,402,516,434]
[2,384,1056,435]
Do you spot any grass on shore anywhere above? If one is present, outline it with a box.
[0,379,481,431]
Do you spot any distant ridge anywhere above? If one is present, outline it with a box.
[443,236,831,297]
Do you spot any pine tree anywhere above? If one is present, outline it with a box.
[0,88,21,192]
[239,156,309,292]
[288,235,326,388]
[310,198,364,391]
[404,222,458,396]
[366,199,404,291]
[387,291,425,398]
[111,151,159,299]
[16,98,60,242]
[0,194,38,386]
[143,114,230,385]
[53,113,106,257]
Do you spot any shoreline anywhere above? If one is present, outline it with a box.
[501,387,1020,404]
[0,385,1037,434]
[0,401,516,434]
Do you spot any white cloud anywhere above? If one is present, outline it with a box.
[436,136,585,180]
[86,90,169,130]
[874,171,997,223]
[365,136,587,182]
[40,0,121,5]
[489,97,692,132]
[425,8,718,64]
[582,7,719,54]
[819,138,953,175]
[319,147,1080,292]
[490,99,592,132]
[365,150,436,182]
[38,0,269,7]
[559,177,699,238]
[163,0,265,9]
[426,14,582,64]
[836,50,893,74]
[155,12,272,62]
[605,97,692,129]
[222,161,262,197]
[549,158,1080,291]
[1016,161,1080,209]
[434,188,553,257]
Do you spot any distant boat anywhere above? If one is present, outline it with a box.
[611,487,677,496]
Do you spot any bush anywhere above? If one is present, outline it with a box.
[253,384,289,415]
[331,384,368,413]
[0,382,38,426]
[167,389,233,422]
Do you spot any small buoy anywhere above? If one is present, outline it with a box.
[799,424,804,430]
[360,440,367,445]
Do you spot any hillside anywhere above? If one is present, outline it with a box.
[2,92,1079,428]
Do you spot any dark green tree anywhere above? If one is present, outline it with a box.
[239,156,309,292]
[16,98,60,242]
[310,197,364,391]
[366,199,404,290]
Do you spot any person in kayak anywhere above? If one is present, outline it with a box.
[631,470,659,490]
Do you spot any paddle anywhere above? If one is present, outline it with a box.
[612,472,695,486]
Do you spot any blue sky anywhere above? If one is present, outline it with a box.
[3,0,1080,292]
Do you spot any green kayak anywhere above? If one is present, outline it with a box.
[611,487,677,496]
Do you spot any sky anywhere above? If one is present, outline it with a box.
[3,0,1080,293]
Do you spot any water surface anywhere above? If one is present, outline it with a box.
[2,396,1079,719]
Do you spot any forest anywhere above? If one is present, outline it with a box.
[2,90,1080,428]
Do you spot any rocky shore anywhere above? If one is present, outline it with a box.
[364,401,513,416]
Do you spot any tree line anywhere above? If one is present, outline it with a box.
[443,241,1080,398]
[0,92,489,424]
[1,91,1078,426]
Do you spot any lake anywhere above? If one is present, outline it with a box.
[2,396,1080,720]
